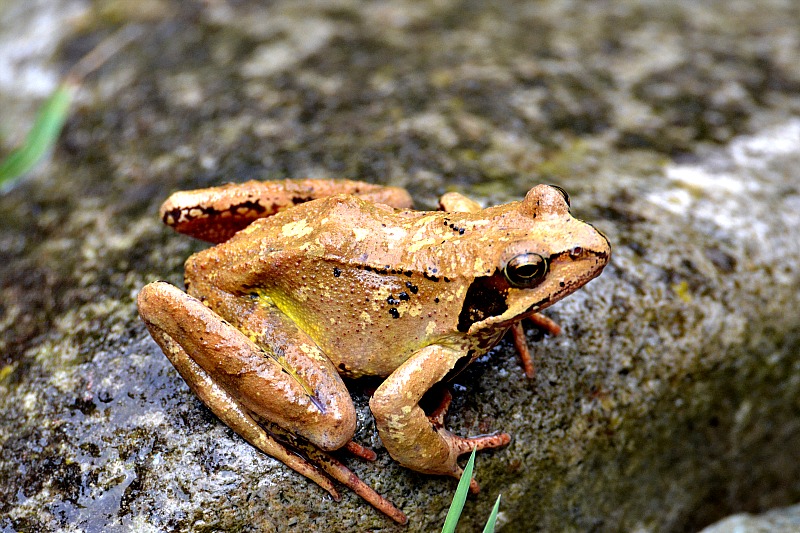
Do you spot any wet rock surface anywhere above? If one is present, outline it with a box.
[1,1,799,531]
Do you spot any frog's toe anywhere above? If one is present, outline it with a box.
[344,440,377,461]
[444,432,510,493]
[449,431,512,456]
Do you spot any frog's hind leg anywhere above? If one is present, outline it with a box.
[141,281,356,450]
[161,179,413,243]
[138,282,407,523]
[138,282,340,498]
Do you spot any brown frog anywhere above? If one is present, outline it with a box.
[137,179,610,523]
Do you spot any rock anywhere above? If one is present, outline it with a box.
[1,1,799,532]
[701,503,800,533]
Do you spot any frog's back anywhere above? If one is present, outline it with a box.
[236,195,459,375]
[254,194,515,280]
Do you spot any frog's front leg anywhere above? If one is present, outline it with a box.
[370,344,510,490]
[509,315,562,379]
[138,282,407,524]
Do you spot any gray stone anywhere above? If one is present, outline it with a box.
[1,1,799,532]
[702,503,800,533]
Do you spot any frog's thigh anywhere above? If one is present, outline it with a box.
[369,345,509,480]
[138,281,355,451]
[162,179,412,243]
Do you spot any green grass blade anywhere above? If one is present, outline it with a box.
[0,83,74,186]
[441,448,477,533]
[482,494,502,533]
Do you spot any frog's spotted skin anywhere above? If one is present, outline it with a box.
[138,179,610,523]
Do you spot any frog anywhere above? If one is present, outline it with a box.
[137,178,610,524]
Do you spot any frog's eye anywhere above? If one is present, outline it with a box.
[504,253,549,288]
[548,185,570,207]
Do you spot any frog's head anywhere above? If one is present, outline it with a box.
[457,184,610,335]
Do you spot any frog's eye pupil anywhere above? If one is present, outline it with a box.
[504,253,549,288]
[548,184,570,207]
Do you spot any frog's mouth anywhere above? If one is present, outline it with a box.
[458,243,609,335]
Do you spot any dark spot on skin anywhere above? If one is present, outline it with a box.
[389,308,400,319]
[291,196,314,204]
[405,281,418,294]
[434,297,440,303]
[559,281,565,287]
[163,199,269,241]
[399,292,409,301]
[446,223,466,235]
[387,296,400,305]
[404,271,413,277]
[339,363,347,371]
[333,267,342,277]
[457,272,510,332]
[423,273,440,282]
[162,200,268,226]
[443,277,451,283]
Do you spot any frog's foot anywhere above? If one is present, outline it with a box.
[345,440,377,461]
[446,432,512,493]
[265,424,407,524]
[510,314,562,379]
[422,388,509,492]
